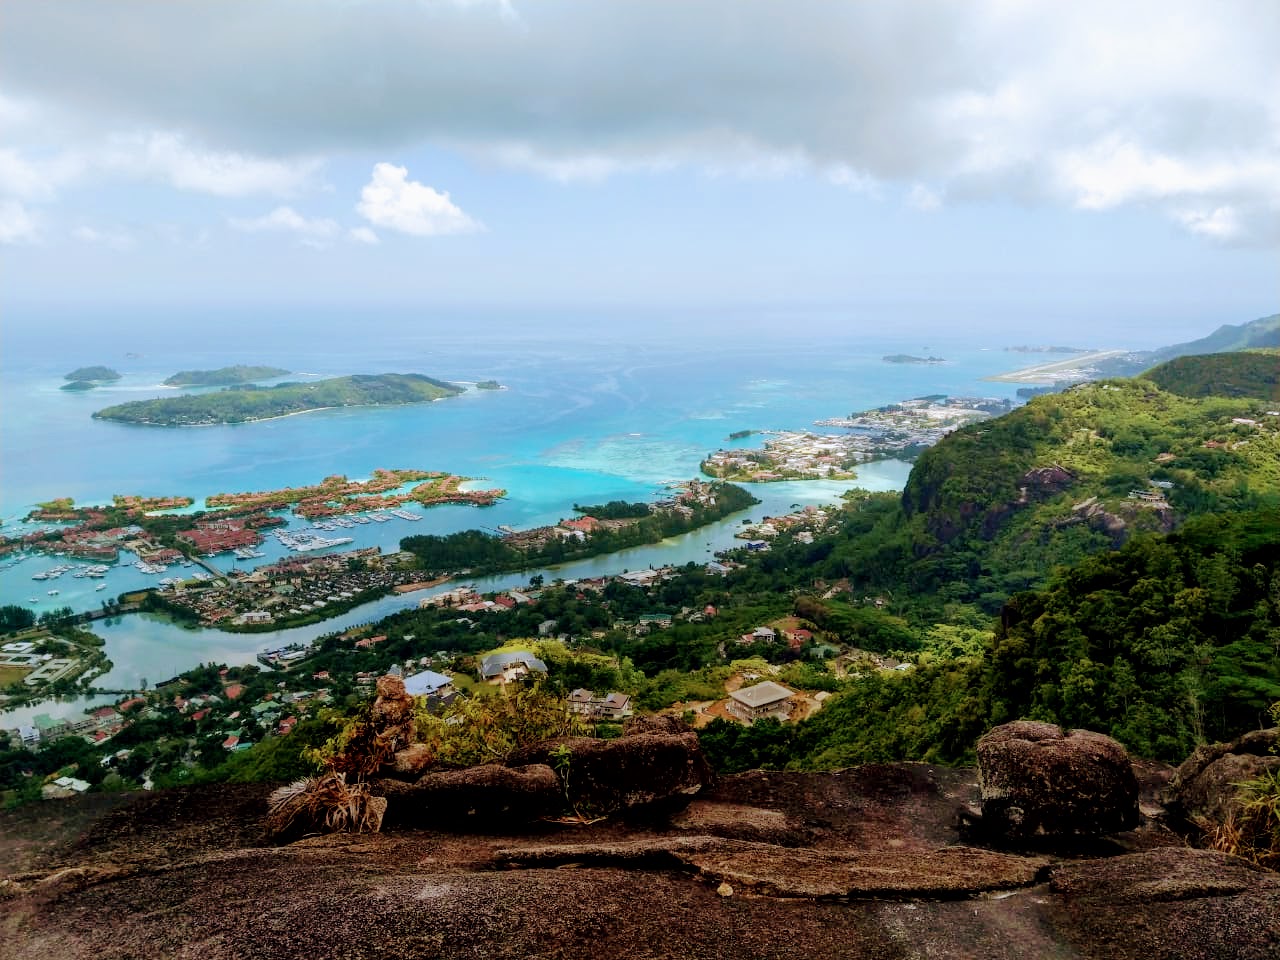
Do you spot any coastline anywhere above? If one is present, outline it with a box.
[985,349,1127,383]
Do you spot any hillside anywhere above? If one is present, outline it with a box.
[1091,312,1280,379]
[163,364,290,386]
[1143,349,1280,401]
[91,373,464,425]
[1150,312,1280,362]
[893,365,1280,610]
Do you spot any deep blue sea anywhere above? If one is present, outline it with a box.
[1,306,1110,723]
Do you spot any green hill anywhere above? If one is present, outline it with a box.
[163,365,291,386]
[1143,349,1280,401]
[1150,313,1280,362]
[778,361,1280,622]
[92,373,464,425]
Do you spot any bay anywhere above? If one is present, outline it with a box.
[2,308,1031,725]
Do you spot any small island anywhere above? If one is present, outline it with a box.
[62,366,121,390]
[164,365,291,387]
[727,429,756,441]
[882,354,946,364]
[474,380,503,391]
[91,373,465,426]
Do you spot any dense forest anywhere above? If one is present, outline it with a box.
[92,373,463,425]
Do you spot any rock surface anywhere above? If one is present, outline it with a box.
[974,721,1139,842]
[0,762,1270,960]
[1166,727,1280,828]
[506,730,714,816]
[377,763,560,828]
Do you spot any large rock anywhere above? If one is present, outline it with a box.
[1166,727,1280,829]
[973,721,1138,842]
[507,732,714,817]
[377,763,561,828]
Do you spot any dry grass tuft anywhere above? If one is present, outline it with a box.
[266,773,387,841]
[1205,770,1280,869]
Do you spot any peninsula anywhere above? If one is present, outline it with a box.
[91,373,464,425]
[163,365,290,386]
[703,396,1013,481]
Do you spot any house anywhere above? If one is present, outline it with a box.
[537,619,559,637]
[567,689,634,720]
[404,669,455,699]
[737,626,777,646]
[727,681,795,724]
[479,651,548,684]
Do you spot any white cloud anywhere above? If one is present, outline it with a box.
[3,1,1279,243]
[71,224,135,251]
[907,184,942,212]
[229,206,339,247]
[348,226,379,245]
[0,200,40,244]
[112,133,320,197]
[356,163,481,236]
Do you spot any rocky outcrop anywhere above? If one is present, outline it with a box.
[1166,727,1280,829]
[970,721,1138,843]
[377,763,561,828]
[1048,847,1280,960]
[507,730,714,817]
[8,765,1274,960]
[369,675,416,754]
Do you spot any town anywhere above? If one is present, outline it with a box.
[702,395,1013,481]
[2,498,926,801]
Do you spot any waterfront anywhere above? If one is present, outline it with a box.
[1,315,1109,727]
[0,469,909,727]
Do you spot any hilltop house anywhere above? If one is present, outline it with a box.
[727,681,795,725]
[567,689,634,721]
[479,651,548,685]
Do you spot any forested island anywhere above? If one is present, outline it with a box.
[163,365,290,386]
[91,373,464,425]
[882,354,945,364]
[61,366,121,390]
[475,380,503,390]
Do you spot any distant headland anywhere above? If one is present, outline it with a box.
[91,373,465,426]
[163,365,291,387]
[882,354,946,364]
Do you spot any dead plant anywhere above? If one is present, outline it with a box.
[266,772,387,840]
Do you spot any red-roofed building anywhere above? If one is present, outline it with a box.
[117,697,146,713]
[223,683,245,700]
[493,595,517,610]
[222,735,240,750]
[560,516,601,534]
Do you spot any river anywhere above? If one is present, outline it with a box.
[2,465,911,729]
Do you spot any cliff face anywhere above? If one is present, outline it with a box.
[2,762,1277,960]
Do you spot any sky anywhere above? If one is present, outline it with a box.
[1,0,1277,341]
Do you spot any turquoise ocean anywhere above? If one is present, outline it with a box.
[1,307,1107,724]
